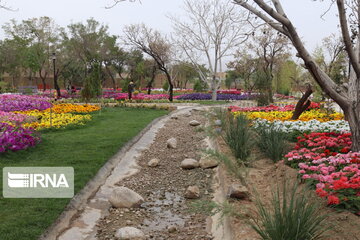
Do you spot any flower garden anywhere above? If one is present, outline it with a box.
[0,93,169,240]
[0,94,101,153]
[229,103,360,215]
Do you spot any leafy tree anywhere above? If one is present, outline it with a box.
[225,70,242,89]
[171,61,199,89]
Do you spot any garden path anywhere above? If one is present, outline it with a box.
[40,103,247,240]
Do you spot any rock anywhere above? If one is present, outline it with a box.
[115,227,146,240]
[171,116,178,120]
[214,119,222,126]
[185,186,200,199]
[166,138,177,149]
[227,184,250,200]
[214,127,222,134]
[109,187,144,208]
[181,158,199,169]
[184,112,192,117]
[147,158,160,167]
[199,157,218,169]
[168,225,177,233]
[189,120,201,126]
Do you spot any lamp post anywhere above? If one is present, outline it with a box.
[52,52,60,98]
[50,52,57,128]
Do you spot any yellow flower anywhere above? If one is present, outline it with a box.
[16,110,92,130]
[232,109,344,122]
[43,103,100,114]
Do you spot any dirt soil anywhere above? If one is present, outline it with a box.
[216,137,360,240]
[96,109,215,240]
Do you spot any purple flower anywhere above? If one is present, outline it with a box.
[0,123,41,153]
[0,94,52,112]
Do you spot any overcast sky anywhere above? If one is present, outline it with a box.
[0,0,339,56]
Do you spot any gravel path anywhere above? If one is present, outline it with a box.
[95,109,215,240]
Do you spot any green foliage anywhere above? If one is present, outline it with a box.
[204,149,246,184]
[225,70,241,89]
[193,79,207,92]
[255,123,288,162]
[274,60,298,95]
[223,114,253,164]
[162,80,169,91]
[251,181,329,240]
[81,63,102,101]
[254,70,272,106]
[0,81,15,93]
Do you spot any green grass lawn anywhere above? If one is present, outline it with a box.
[0,107,168,240]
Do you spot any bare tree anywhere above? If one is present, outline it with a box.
[0,1,16,11]
[105,0,140,9]
[246,26,290,103]
[123,24,174,101]
[233,0,360,151]
[172,0,251,100]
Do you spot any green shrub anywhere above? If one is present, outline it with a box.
[255,123,288,162]
[251,181,329,240]
[223,114,253,164]
[162,80,169,91]
[193,79,207,92]
[81,63,102,101]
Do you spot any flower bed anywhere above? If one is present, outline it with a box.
[175,93,252,100]
[18,110,92,130]
[0,94,52,112]
[0,123,40,153]
[44,103,101,114]
[229,102,320,113]
[234,109,343,122]
[284,132,360,213]
[231,103,359,213]
[253,119,350,134]
[0,111,37,125]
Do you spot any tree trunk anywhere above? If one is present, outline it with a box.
[106,66,117,90]
[164,70,173,102]
[211,75,217,101]
[39,70,48,92]
[345,105,360,151]
[147,66,156,94]
[291,85,313,120]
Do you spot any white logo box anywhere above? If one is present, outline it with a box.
[3,167,74,198]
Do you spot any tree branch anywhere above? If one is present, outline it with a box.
[336,0,360,77]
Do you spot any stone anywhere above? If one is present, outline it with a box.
[214,119,222,126]
[168,225,177,233]
[185,186,200,199]
[181,158,199,169]
[147,158,160,167]
[109,187,144,208]
[227,184,250,200]
[184,112,192,117]
[214,127,222,134]
[115,227,146,240]
[189,120,201,126]
[166,138,177,149]
[199,157,218,169]
[171,116,178,120]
